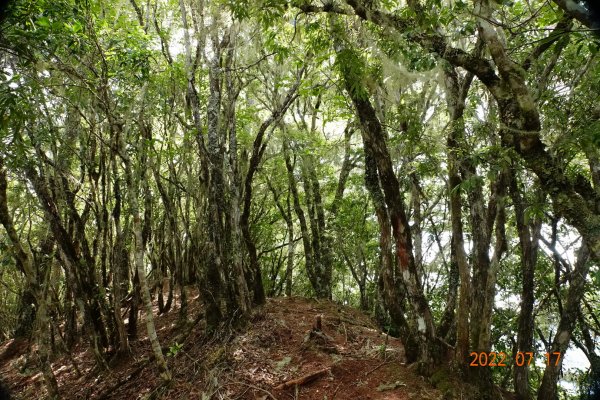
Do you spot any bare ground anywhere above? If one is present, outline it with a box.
[1,292,448,399]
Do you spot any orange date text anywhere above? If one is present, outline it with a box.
[469,351,561,367]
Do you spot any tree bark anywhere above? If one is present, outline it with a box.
[332,36,438,368]
[284,140,322,296]
[240,68,303,305]
[362,143,419,362]
[510,171,542,400]
[0,159,60,398]
[122,112,171,384]
[537,243,591,400]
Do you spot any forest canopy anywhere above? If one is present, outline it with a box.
[0,0,599,399]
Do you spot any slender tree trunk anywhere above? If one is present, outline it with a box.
[128,268,140,340]
[0,160,60,398]
[510,171,542,400]
[363,139,418,362]
[300,158,330,299]
[284,208,295,297]
[305,156,333,299]
[111,165,130,359]
[337,45,439,369]
[537,244,591,400]
[25,163,108,367]
[284,140,320,296]
[268,179,296,297]
[153,168,177,316]
[122,123,171,383]
[133,209,171,383]
[240,69,303,304]
[442,65,474,366]
[410,175,423,273]
[34,251,61,399]
[478,171,508,354]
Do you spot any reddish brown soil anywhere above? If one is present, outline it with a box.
[0,293,444,399]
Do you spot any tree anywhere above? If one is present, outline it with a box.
[1,0,599,397]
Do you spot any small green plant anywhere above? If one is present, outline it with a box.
[275,356,292,371]
[378,343,387,360]
[167,342,183,357]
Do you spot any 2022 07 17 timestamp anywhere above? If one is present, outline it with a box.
[469,351,562,367]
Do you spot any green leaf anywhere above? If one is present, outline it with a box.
[36,16,50,28]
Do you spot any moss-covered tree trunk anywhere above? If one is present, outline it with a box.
[509,171,542,400]
[363,142,419,362]
[333,39,439,370]
[121,103,171,383]
[442,65,473,367]
[0,160,60,399]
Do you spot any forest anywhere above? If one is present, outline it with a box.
[0,0,599,399]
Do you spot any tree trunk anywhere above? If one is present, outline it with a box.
[122,118,171,383]
[268,179,296,297]
[338,46,438,370]
[25,163,108,367]
[284,140,321,297]
[301,156,332,299]
[362,144,419,362]
[0,160,60,398]
[284,208,295,297]
[111,163,130,359]
[537,244,591,400]
[510,171,542,400]
[14,287,36,339]
[442,64,474,367]
[240,69,303,305]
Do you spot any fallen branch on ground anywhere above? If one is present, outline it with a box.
[274,367,330,390]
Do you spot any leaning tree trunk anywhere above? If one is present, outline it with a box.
[25,161,108,368]
[363,142,419,362]
[283,140,320,296]
[0,160,60,398]
[240,68,303,305]
[333,40,439,370]
[122,120,171,383]
[537,244,591,400]
[267,179,296,297]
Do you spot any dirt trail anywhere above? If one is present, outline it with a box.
[1,294,444,399]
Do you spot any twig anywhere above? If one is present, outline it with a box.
[331,383,342,399]
[364,361,391,377]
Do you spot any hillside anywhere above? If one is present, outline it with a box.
[0,295,452,400]
[2,0,599,397]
